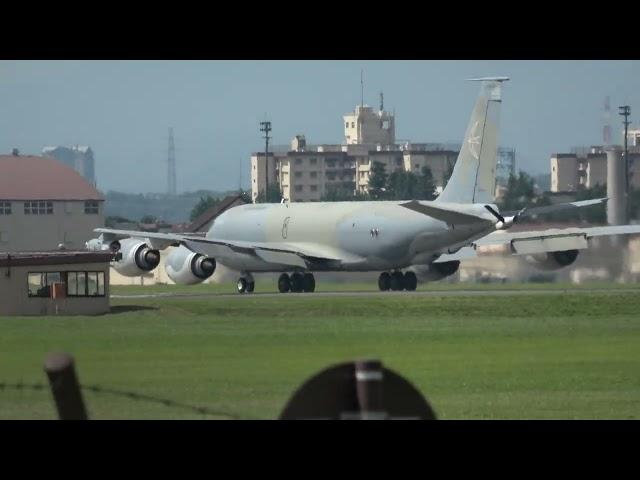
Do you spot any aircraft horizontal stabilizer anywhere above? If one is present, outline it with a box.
[400,201,492,225]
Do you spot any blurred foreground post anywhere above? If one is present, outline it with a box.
[44,352,88,420]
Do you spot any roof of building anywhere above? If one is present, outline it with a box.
[0,251,115,267]
[186,194,248,233]
[0,155,103,201]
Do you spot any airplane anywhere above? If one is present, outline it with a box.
[87,77,640,294]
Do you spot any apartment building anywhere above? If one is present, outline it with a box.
[550,146,640,192]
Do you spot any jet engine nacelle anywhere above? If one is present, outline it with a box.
[525,249,579,271]
[111,238,161,277]
[412,260,461,282]
[165,245,216,285]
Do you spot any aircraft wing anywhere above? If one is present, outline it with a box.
[93,228,365,268]
[473,225,640,255]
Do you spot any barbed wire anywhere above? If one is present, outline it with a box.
[0,381,244,419]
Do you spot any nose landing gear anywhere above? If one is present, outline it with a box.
[378,271,417,292]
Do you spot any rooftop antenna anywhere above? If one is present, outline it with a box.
[360,69,364,108]
[379,91,384,112]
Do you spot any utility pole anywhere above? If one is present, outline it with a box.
[619,105,631,221]
[259,120,272,202]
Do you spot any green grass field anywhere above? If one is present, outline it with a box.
[2,285,640,419]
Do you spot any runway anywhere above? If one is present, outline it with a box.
[111,286,640,300]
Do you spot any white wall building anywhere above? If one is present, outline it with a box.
[0,154,105,252]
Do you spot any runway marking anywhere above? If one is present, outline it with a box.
[111,287,640,300]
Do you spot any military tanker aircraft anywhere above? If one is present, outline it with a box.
[88,77,640,294]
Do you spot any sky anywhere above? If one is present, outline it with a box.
[0,60,638,194]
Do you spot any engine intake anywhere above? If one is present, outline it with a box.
[165,245,216,285]
[111,238,161,277]
[525,249,579,271]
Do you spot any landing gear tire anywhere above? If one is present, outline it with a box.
[278,273,291,293]
[378,272,391,291]
[290,273,304,293]
[303,273,316,292]
[404,271,418,291]
[390,271,405,291]
[237,278,248,294]
[247,281,255,293]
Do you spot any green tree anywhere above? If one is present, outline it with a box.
[105,216,134,228]
[140,214,158,224]
[190,195,221,221]
[417,166,437,200]
[498,172,537,211]
[368,161,388,199]
[255,185,282,203]
[442,159,455,189]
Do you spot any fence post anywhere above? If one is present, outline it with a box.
[44,352,88,420]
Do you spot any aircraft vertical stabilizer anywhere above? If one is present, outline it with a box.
[436,77,509,204]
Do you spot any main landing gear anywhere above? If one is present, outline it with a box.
[278,272,316,293]
[378,271,418,292]
[236,272,255,294]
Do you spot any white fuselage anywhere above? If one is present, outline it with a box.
[205,201,495,273]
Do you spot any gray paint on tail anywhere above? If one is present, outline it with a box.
[436,78,508,205]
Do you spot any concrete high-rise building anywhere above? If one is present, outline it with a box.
[250,102,503,203]
[550,145,640,193]
[42,145,96,186]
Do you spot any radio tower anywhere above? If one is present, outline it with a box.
[603,96,612,146]
[167,127,177,196]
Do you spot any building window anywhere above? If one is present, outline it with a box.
[28,272,61,298]
[310,171,318,179]
[0,201,11,215]
[295,185,303,192]
[295,158,302,165]
[66,271,105,297]
[310,185,318,192]
[295,172,303,178]
[310,158,317,165]
[345,122,349,128]
[351,122,355,128]
[24,201,53,215]
[84,201,99,214]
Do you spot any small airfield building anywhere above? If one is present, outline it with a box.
[0,251,114,316]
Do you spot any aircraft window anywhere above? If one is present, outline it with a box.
[0,201,11,215]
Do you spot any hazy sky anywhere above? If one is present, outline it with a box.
[0,60,638,193]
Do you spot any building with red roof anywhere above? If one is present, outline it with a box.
[0,152,104,252]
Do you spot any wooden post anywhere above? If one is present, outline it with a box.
[44,352,88,420]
